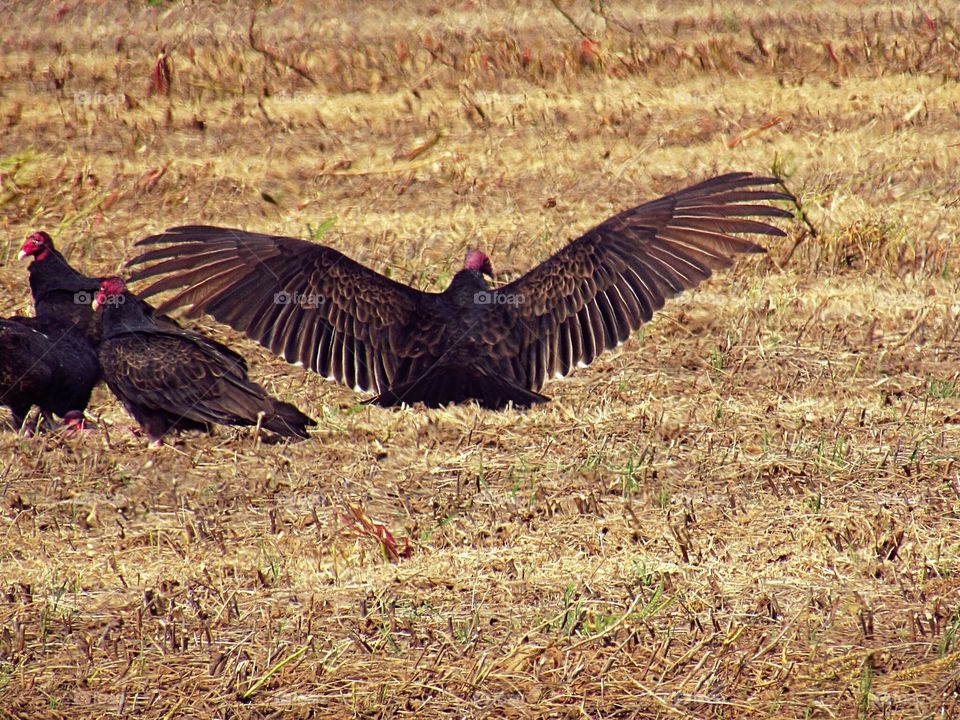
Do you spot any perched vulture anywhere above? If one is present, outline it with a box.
[19,231,103,345]
[127,172,793,409]
[0,316,99,430]
[93,278,314,444]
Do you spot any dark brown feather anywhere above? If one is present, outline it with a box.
[0,317,98,429]
[129,226,426,392]
[481,172,791,389]
[96,287,313,441]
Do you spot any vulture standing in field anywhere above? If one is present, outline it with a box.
[18,231,104,345]
[127,172,793,409]
[93,277,314,444]
[0,316,99,431]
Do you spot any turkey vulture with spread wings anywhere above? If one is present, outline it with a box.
[93,278,314,444]
[127,172,792,409]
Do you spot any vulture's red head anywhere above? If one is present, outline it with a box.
[464,249,494,277]
[18,231,54,262]
[93,277,126,310]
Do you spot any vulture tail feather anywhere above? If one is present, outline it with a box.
[371,367,549,410]
[261,400,315,439]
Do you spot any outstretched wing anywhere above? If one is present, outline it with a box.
[126,226,428,394]
[485,172,792,390]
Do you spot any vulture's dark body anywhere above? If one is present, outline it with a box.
[374,270,550,408]
[26,247,103,345]
[0,317,99,428]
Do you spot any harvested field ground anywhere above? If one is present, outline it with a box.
[2,1,960,718]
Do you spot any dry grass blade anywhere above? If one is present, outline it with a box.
[240,643,311,700]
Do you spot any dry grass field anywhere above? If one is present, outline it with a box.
[2,1,960,717]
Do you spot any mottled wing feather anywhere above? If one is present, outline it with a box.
[489,173,792,390]
[127,226,428,393]
[122,294,249,372]
[107,333,263,425]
